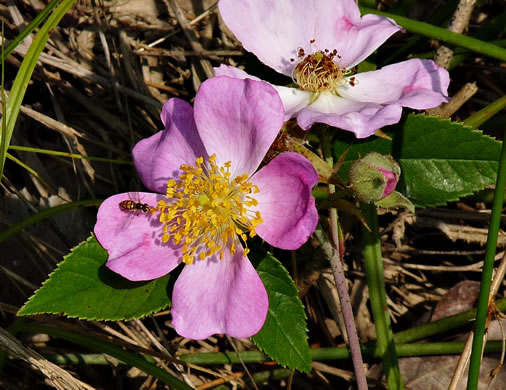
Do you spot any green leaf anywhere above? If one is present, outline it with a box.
[251,251,311,373]
[333,114,501,207]
[18,235,171,320]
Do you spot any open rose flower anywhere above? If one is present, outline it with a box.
[217,0,450,138]
[94,76,318,339]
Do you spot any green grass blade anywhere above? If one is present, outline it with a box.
[0,0,76,179]
[1,0,61,63]
[360,7,506,62]
[8,145,133,165]
[467,131,506,389]
[6,152,53,190]
[2,21,6,166]
[0,199,101,243]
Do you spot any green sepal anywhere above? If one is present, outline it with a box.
[375,190,415,213]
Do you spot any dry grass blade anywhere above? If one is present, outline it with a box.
[166,0,215,85]
[0,326,93,390]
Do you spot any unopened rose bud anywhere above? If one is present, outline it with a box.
[349,152,401,203]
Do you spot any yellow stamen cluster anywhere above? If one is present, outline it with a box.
[157,154,263,265]
[292,48,347,93]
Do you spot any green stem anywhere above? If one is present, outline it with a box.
[179,297,506,365]
[179,341,505,365]
[361,203,403,390]
[462,96,506,130]
[17,322,193,390]
[394,297,506,344]
[360,7,506,62]
[467,130,506,389]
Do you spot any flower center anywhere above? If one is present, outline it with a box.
[157,154,263,265]
[292,48,347,93]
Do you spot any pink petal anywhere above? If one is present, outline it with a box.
[312,0,402,68]
[296,93,403,138]
[378,167,398,199]
[94,193,181,281]
[133,99,207,194]
[218,0,316,76]
[251,152,318,250]
[194,76,284,178]
[338,59,449,108]
[171,248,268,339]
[214,65,311,120]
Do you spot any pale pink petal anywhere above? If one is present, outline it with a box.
[273,85,312,119]
[218,0,316,76]
[133,99,207,194]
[251,153,318,250]
[94,193,181,281]
[297,92,403,138]
[312,0,402,68]
[194,76,284,178]
[214,65,311,121]
[214,64,261,81]
[171,249,268,339]
[219,0,401,74]
[338,59,449,108]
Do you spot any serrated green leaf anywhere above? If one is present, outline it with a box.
[251,251,311,373]
[18,235,171,320]
[333,114,501,207]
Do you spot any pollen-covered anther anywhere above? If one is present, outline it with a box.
[158,154,262,265]
[292,49,347,93]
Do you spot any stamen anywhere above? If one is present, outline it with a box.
[293,48,346,92]
[292,42,357,94]
[158,154,262,265]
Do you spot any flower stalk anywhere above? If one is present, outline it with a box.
[319,125,368,390]
[467,128,506,389]
[361,203,404,390]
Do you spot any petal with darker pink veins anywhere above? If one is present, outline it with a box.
[94,192,181,281]
[133,99,207,194]
[194,76,284,178]
[171,249,268,339]
[251,153,318,250]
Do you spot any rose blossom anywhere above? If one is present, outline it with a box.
[217,0,450,138]
[94,76,318,339]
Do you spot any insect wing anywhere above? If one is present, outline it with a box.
[118,192,144,231]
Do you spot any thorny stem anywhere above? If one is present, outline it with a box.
[319,125,368,390]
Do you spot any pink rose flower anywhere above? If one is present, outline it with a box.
[94,76,318,339]
[217,0,450,138]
